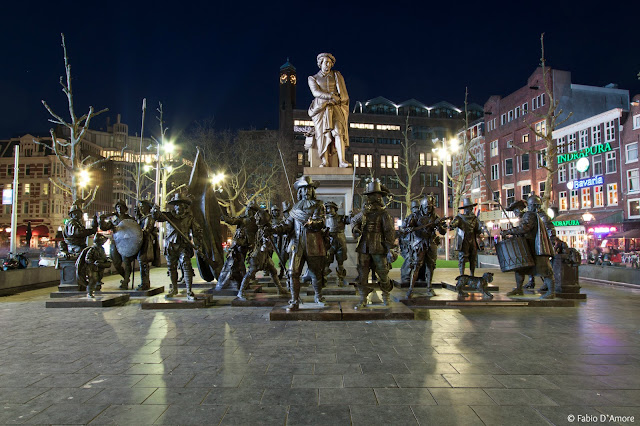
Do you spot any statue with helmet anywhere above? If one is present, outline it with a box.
[351,178,396,309]
[324,201,351,286]
[62,200,98,257]
[135,199,161,291]
[501,193,556,299]
[152,193,204,300]
[76,233,111,298]
[404,194,449,298]
[399,200,421,284]
[99,200,142,290]
[270,203,288,280]
[272,176,327,310]
[449,198,484,276]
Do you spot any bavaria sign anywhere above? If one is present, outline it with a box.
[557,142,613,164]
[568,175,604,191]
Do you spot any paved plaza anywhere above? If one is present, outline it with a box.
[0,267,639,425]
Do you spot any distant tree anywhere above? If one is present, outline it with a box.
[41,33,115,207]
[392,115,425,216]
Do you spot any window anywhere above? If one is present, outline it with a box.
[605,121,615,142]
[582,188,591,209]
[493,191,500,203]
[506,140,513,148]
[539,181,546,197]
[557,137,565,154]
[420,172,425,186]
[297,152,304,166]
[42,183,48,195]
[501,114,506,125]
[626,143,638,163]
[366,154,373,168]
[515,106,520,118]
[505,158,514,175]
[380,155,386,168]
[608,183,618,205]
[559,191,568,210]
[24,183,30,194]
[568,134,577,152]
[628,169,640,193]
[490,140,498,157]
[43,164,49,175]
[633,115,640,130]
[593,155,603,176]
[522,184,531,199]
[393,156,399,169]
[532,96,538,110]
[594,186,604,207]
[606,151,616,174]
[521,154,530,171]
[419,153,425,166]
[23,202,29,214]
[25,165,31,176]
[41,201,47,214]
[508,110,513,122]
[353,154,360,168]
[568,162,577,181]
[630,200,640,218]
[537,149,547,168]
[376,124,400,131]
[522,134,529,144]
[579,130,589,150]
[506,188,515,206]
[592,125,602,145]
[491,164,499,180]
[522,102,528,115]
[534,121,547,139]
[426,153,432,166]
[570,190,579,210]
[559,166,566,183]
[433,173,440,187]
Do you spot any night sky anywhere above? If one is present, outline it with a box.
[2,1,639,141]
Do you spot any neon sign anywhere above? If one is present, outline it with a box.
[588,226,617,234]
[553,220,580,227]
[558,142,612,164]
[568,175,604,191]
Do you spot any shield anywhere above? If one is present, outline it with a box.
[113,218,143,258]
[188,147,224,282]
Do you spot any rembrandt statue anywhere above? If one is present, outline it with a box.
[307,52,351,168]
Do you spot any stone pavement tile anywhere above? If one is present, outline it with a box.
[471,405,551,425]
[350,405,418,426]
[461,353,513,364]
[374,388,436,405]
[577,355,639,365]
[319,388,377,405]
[591,375,640,389]
[186,373,243,388]
[541,374,613,389]
[314,363,361,375]
[0,402,51,424]
[133,373,195,388]
[533,406,603,426]
[82,374,145,388]
[442,374,504,388]
[539,389,616,406]
[154,404,227,425]
[493,375,561,389]
[428,388,496,406]
[592,365,640,377]
[90,404,168,425]
[411,405,484,426]
[0,373,51,387]
[287,405,351,426]
[336,352,380,363]
[292,375,343,388]
[0,387,48,404]
[599,390,640,406]
[30,373,98,388]
[217,363,269,375]
[292,353,336,364]
[220,404,287,425]
[265,363,313,375]
[143,387,210,405]
[28,387,104,405]
[484,388,559,406]
[123,363,179,375]
[85,386,157,405]
[75,362,136,376]
[393,374,451,388]
[361,362,410,375]
[261,388,318,406]
[239,374,293,388]
[404,362,458,374]
[343,373,397,388]
[418,353,470,364]
[202,388,264,405]
[25,403,109,424]
[28,361,92,374]
[451,362,508,375]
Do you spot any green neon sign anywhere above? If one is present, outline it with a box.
[557,142,612,164]
[552,220,580,227]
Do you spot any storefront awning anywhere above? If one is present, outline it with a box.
[554,210,624,225]
[609,229,640,239]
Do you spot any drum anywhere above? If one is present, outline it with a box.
[496,236,535,272]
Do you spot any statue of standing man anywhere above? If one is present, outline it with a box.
[308,53,351,168]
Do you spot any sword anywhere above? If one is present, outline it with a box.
[276,142,295,203]
[159,212,218,273]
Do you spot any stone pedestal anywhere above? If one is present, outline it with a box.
[49,286,164,298]
[141,294,212,309]
[304,167,355,238]
[46,294,130,308]
[553,255,587,299]
[57,259,79,291]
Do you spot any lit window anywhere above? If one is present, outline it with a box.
[570,190,579,210]
[522,134,529,144]
[490,140,498,157]
[350,123,375,130]
[537,149,547,168]
[581,188,591,208]
[608,183,618,205]
[42,183,48,195]
[539,181,546,197]
[419,153,425,166]
[293,120,313,126]
[506,140,513,148]
[24,183,30,194]
[366,155,373,168]
[594,186,604,207]
[426,153,432,166]
[353,154,360,168]
[376,124,400,131]
[380,155,386,168]
[559,191,568,210]
[534,121,547,139]
[393,156,399,169]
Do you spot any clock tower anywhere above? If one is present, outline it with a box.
[278,58,297,145]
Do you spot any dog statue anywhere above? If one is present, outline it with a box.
[454,272,494,299]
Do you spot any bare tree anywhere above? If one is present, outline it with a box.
[392,115,424,215]
[41,33,114,207]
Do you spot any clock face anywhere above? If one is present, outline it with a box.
[280,73,288,84]
[290,74,297,85]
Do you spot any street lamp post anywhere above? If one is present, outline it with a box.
[435,138,458,261]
